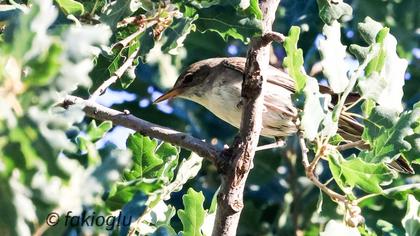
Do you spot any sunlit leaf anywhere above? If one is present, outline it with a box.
[100,0,142,27]
[377,220,404,236]
[329,153,396,194]
[283,26,306,93]
[319,21,349,93]
[382,184,420,202]
[361,105,420,164]
[126,133,164,178]
[55,0,85,16]
[354,18,408,113]
[178,188,206,236]
[317,0,353,25]
[320,220,360,236]
[402,195,420,236]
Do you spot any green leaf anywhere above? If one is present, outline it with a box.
[100,0,142,27]
[402,195,420,236]
[76,136,100,165]
[365,27,389,76]
[246,0,263,20]
[126,133,164,178]
[357,17,384,45]
[316,0,353,25]
[318,21,349,93]
[25,43,62,87]
[86,120,113,142]
[161,17,197,55]
[119,192,148,236]
[377,220,405,236]
[194,5,262,42]
[328,154,396,194]
[178,188,206,236]
[54,0,85,16]
[301,77,335,140]
[120,68,136,89]
[320,220,360,236]
[361,105,420,164]
[349,44,370,63]
[354,18,408,113]
[361,99,376,117]
[283,26,306,93]
[138,28,155,62]
[382,184,420,202]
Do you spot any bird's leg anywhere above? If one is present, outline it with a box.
[256,137,285,151]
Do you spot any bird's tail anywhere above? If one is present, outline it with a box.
[337,108,414,174]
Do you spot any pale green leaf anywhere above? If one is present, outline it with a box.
[178,188,206,236]
[320,220,360,236]
[377,220,404,236]
[54,0,84,16]
[354,18,408,113]
[283,26,306,93]
[316,0,353,25]
[319,21,349,93]
[402,195,420,236]
[328,154,396,194]
[382,184,420,201]
[86,120,113,142]
[301,77,335,140]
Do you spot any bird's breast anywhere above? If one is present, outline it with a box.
[185,80,298,137]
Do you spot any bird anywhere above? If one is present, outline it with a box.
[154,57,413,174]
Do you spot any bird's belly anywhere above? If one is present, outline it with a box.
[192,85,298,138]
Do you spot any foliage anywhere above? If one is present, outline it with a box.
[0,0,418,235]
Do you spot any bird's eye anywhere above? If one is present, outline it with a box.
[184,74,193,84]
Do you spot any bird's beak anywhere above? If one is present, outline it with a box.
[153,87,182,103]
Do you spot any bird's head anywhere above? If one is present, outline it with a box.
[154,58,229,103]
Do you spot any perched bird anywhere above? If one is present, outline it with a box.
[154,57,413,174]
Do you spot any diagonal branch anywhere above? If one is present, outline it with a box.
[62,95,224,166]
[212,1,281,235]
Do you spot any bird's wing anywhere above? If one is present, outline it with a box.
[221,57,413,174]
[222,57,297,92]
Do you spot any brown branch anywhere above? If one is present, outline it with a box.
[62,95,223,166]
[212,1,281,235]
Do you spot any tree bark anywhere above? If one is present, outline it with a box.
[212,1,281,235]
[62,95,224,166]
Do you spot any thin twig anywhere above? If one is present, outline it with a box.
[299,134,347,203]
[336,140,365,151]
[343,96,363,111]
[62,95,223,166]
[90,47,140,100]
[355,183,420,204]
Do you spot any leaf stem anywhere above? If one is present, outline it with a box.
[299,133,347,203]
